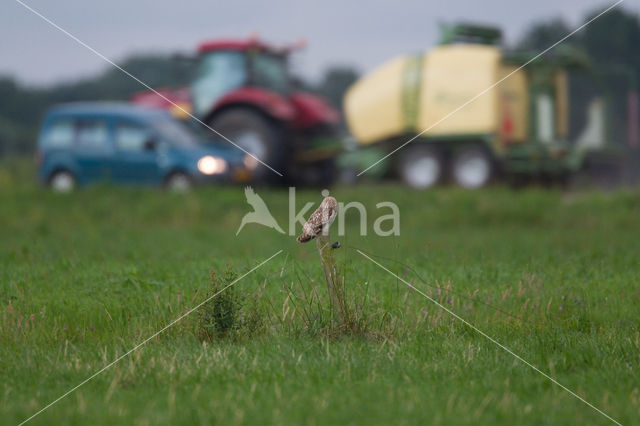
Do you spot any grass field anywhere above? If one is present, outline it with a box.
[1,163,639,425]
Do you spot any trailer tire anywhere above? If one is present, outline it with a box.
[451,145,493,189]
[397,145,444,189]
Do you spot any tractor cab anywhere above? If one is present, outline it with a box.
[132,37,341,185]
[191,40,291,117]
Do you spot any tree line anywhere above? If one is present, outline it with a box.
[1,4,638,155]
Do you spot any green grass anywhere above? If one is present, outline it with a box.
[1,163,639,425]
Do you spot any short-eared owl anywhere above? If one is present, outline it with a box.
[297,197,338,243]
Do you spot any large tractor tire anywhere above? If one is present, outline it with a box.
[209,108,286,183]
[397,145,444,189]
[289,158,337,188]
[450,145,494,189]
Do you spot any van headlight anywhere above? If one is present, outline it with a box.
[197,156,227,175]
[243,153,259,170]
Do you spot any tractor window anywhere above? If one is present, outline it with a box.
[192,51,247,117]
[252,53,289,94]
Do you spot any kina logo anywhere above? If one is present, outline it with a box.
[236,186,285,235]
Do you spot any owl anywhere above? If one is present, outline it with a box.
[297,196,338,243]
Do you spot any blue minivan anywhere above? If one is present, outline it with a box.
[37,103,254,191]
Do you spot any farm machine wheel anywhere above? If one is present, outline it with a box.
[451,145,494,189]
[397,145,444,189]
[209,108,285,183]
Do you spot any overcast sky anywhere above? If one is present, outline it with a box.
[2,0,637,87]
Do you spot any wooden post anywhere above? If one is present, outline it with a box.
[316,233,348,324]
[297,195,348,325]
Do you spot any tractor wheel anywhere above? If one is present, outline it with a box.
[451,145,494,189]
[397,145,444,189]
[291,158,337,187]
[209,108,284,183]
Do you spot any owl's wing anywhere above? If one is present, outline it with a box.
[297,198,337,243]
[310,209,329,235]
[321,211,336,226]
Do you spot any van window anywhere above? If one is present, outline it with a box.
[115,123,149,151]
[153,119,198,148]
[76,121,108,149]
[43,120,74,148]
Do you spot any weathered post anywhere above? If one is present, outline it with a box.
[316,233,347,323]
[297,196,348,324]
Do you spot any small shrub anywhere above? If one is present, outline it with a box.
[198,267,240,341]
[243,294,266,336]
[197,266,265,342]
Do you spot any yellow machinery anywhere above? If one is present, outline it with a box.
[343,24,583,189]
[346,44,502,144]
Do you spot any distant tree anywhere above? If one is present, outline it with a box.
[0,77,48,155]
[516,18,574,51]
[515,8,640,145]
[516,7,640,83]
[581,7,640,147]
[46,54,195,103]
[582,8,640,75]
[0,114,31,156]
[0,54,194,155]
[316,66,360,112]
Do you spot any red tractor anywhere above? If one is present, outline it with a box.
[132,38,342,185]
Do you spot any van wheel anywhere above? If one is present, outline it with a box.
[398,145,444,189]
[49,170,76,192]
[451,145,493,189]
[165,172,192,192]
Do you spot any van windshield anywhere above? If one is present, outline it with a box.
[153,119,200,148]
